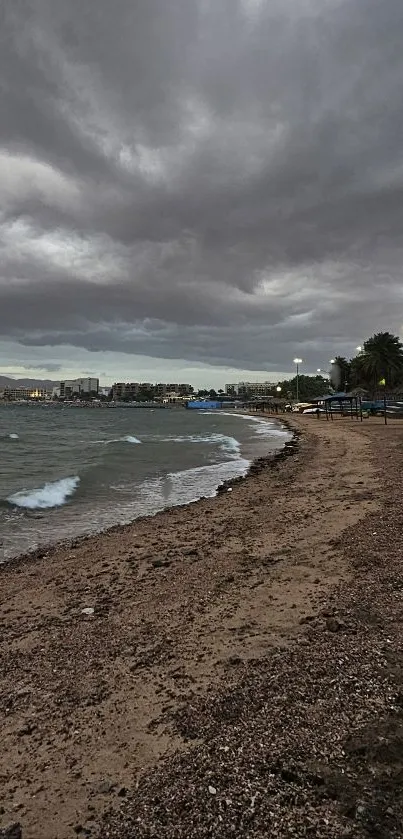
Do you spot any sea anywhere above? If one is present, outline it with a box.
[0,405,291,562]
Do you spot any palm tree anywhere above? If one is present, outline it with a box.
[354,332,403,391]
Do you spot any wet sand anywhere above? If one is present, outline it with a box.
[1,415,402,838]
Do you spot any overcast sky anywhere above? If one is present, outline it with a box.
[2,0,403,387]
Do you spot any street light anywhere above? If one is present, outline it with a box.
[276,385,282,393]
[293,358,302,402]
[356,345,362,353]
[317,366,333,382]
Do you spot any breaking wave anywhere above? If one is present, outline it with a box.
[7,476,80,510]
[164,433,241,457]
[138,457,251,509]
[90,435,142,445]
[217,412,290,438]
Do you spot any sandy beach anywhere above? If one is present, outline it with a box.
[1,415,403,838]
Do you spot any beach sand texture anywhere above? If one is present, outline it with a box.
[1,416,403,838]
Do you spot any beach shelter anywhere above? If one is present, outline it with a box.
[314,392,361,420]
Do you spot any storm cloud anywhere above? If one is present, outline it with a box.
[2,0,403,380]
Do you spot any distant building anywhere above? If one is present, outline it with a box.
[111,382,193,401]
[111,382,154,401]
[111,382,140,401]
[155,383,192,397]
[3,387,47,401]
[59,378,99,398]
[225,381,274,398]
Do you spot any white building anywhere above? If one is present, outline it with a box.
[59,378,99,398]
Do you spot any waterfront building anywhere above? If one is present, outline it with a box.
[225,381,274,398]
[59,378,99,398]
[111,382,193,401]
[3,387,48,401]
[155,383,192,397]
[111,382,141,400]
[112,382,156,400]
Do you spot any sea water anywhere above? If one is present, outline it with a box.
[0,405,291,561]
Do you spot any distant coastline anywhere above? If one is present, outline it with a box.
[0,400,168,408]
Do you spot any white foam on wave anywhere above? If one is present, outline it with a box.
[167,433,219,443]
[251,422,290,438]
[167,458,250,500]
[216,411,290,438]
[9,433,19,440]
[90,435,142,445]
[163,433,241,458]
[7,476,80,510]
[220,435,241,456]
[139,457,250,509]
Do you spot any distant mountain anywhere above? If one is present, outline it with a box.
[0,376,58,389]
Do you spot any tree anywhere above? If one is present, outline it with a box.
[349,356,366,390]
[332,356,351,391]
[353,332,403,392]
[276,375,328,401]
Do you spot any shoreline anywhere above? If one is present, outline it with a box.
[1,414,294,570]
[3,416,399,838]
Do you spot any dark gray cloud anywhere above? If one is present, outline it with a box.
[2,0,403,376]
[18,362,63,373]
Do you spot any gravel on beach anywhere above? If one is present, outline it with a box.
[1,416,403,838]
[98,420,403,839]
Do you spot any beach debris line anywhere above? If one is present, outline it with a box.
[216,431,299,495]
[0,824,22,839]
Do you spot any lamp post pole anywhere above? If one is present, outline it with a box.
[329,359,335,391]
[293,358,302,403]
[276,385,282,413]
